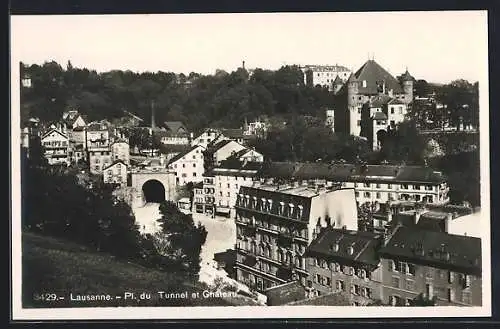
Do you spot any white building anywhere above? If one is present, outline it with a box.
[226,148,265,163]
[62,110,86,130]
[103,160,128,186]
[167,145,206,185]
[89,148,112,175]
[191,128,221,149]
[445,211,482,238]
[40,129,70,166]
[86,121,110,150]
[301,64,351,90]
[208,140,247,166]
[110,141,130,165]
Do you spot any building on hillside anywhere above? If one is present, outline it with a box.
[304,227,383,305]
[209,161,263,216]
[158,121,190,145]
[258,162,450,207]
[333,60,414,142]
[300,64,351,91]
[379,225,482,306]
[68,143,86,165]
[219,128,246,145]
[40,128,70,166]
[110,140,130,165]
[243,119,269,137]
[62,110,86,130]
[103,160,128,186]
[234,183,358,292]
[225,148,265,164]
[193,182,205,213]
[191,128,221,149]
[86,121,110,150]
[162,121,188,135]
[202,175,216,215]
[89,147,112,175]
[167,145,205,185]
[203,139,247,169]
[71,126,87,147]
[160,144,192,163]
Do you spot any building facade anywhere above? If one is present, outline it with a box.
[167,145,205,185]
[110,141,130,165]
[301,65,351,90]
[103,160,128,186]
[88,147,112,174]
[40,129,70,166]
[234,183,359,293]
[305,227,383,305]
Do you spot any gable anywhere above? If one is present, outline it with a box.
[42,129,68,141]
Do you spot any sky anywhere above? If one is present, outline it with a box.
[11,11,488,84]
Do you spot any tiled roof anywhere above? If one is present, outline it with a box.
[370,95,393,108]
[168,145,203,165]
[220,128,245,139]
[163,121,187,133]
[87,122,109,131]
[264,281,306,306]
[206,139,234,153]
[353,60,403,95]
[379,226,481,275]
[388,98,406,105]
[372,112,388,120]
[400,69,414,82]
[216,160,263,171]
[103,159,127,170]
[159,144,191,154]
[332,75,344,85]
[73,126,85,132]
[305,227,382,267]
[257,162,447,184]
[41,128,68,140]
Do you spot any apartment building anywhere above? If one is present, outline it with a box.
[110,140,130,165]
[167,145,205,185]
[211,161,262,216]
[379,225,482,306]
[301,64,351,90]
[88,147,112,175]
[40,128,70,166]
[304,227,383,305]
[103,160,128,186]
[86,121,110,150]
[234,183,358,292]
[204,139,247,168]
[259,162,450,206]
[193,182,205,213]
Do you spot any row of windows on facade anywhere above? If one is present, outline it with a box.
[240,251,306,270]
[236,215,308,240]
[173,162,198,168]
[43,141,68,147]
[237,229,308,251]
[237,195,305,219]
[353,182,436,191]
[312,275,374,299]
[354,191,436,203]
[175,172,197,178]
[389,287,472,305]
[312,258,372,279]
[315,72,349,77]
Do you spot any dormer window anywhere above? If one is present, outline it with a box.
[347,245,354,255]
[267,199,273,212]
[279,202,285,215]
[297,205,304,219]
[362,80,367,88]
[261,198,266,211]
[288,203,295,218]
[332,243,339,252]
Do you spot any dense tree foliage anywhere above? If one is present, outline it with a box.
[20,61,333,134]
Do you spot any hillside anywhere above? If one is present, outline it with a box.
[21,232,232,308]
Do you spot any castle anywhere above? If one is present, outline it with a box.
[332,59,414,150]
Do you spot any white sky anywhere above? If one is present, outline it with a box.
[11,11,488,83]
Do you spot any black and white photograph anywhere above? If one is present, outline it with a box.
[10,10,491,320]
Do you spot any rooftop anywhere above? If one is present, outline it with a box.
[254,184,334,198]
[352,59,403,95]
[168,145,203,164]
[305,227,382,266]
[163,121,187,133]
[264,281,306,306]
[379,226,481,275]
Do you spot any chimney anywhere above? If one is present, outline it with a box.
[414,207,424,225]
[242,60,245,70]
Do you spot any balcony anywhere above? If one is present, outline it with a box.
[234,203,307,224]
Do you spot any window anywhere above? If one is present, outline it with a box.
[364,192,371,198]
[315,274,321,283]
[376,192,381,199]
[405,279,414,291]
[376,183,381,189]
[357,120,361,127]
[392,277,400,288]
[355,192,360,197]
[182,173,187,177]
[336,280,345,291]
[462,274,471,288]
[193,172,197,177]
[193,163,196,167]
[364,183,370,187]
[448,271,454,284]
[182,164,186,168]
[192,155,196,159]
[399,106,403,114]
[461,291,472,304]
[390,108,395,114]
[227,183,230,188]
[388,184,392,189]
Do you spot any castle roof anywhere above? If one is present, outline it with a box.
[370,95,393,108]
[332,75,344,85]
[400,69,414,82]
[372,112,388,120]
[353,60,403,95]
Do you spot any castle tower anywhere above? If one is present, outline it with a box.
[401,68,414,105]
[347,74,361,136]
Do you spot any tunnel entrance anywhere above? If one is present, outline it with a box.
[142,179,165,203]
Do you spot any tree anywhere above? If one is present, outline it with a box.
[157,201,208,279]
[408,293,437,306]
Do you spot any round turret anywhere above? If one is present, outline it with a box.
[347,74,359,107]
[401,69,414,102]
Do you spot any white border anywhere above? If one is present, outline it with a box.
[10,11,491,320]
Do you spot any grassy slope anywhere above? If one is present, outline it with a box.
[22,232,232,308]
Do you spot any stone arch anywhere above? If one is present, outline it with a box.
[376,129,388,148]
[142,179,166,203]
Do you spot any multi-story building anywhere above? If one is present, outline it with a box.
[301,65,351,91]
[243,119,269,137]
[40,128,70,166]
[103,160,128,186]
[234,183,358,292]
[210,161,263,216]
[62,110,86,130]
[259,162,450,207]
[202,175,216,215]
[304,227,383,305]
[192,182,205,213]
[88,147,112,175]
[68,143,86,165]
[333,59,414,148]
[110,140,130,165]
[86,121,110,151]
[191,128,221,149]
[157,121,190,145]
[225,148,265,163]
[379,225,482,306]
[203,139,247,169]
[167,145,205,185]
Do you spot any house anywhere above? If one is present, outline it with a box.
[234,183,359,292]
[89,147,112,175]
[110,140,130,165]
[192,182,205,213]
[191,128,221,149]
[204,139,247,168]
[167,145,205,185]
[163,121,188,135]
[225,148,264,163]
[300,64,351,91]
[103,160,128,186]
[378,225,482,306]
[68,143,86,165]
[62,110,86,130]
[304,227,383,305]
[40,128,70,166]
[86,121,110,150]
[160,144,192,162]
[157,121,190,145]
